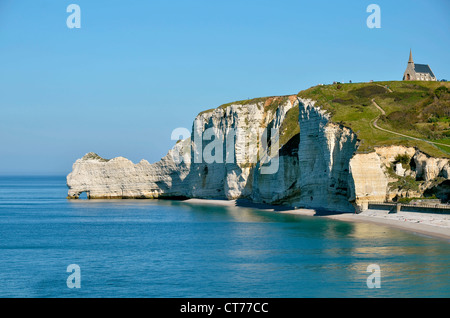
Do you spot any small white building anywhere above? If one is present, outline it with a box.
[403,50,436,81]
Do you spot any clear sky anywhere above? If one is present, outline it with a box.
[1,0,449,175]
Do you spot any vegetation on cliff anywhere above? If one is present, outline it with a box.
[82,152,110,162]
[298,81,450,158]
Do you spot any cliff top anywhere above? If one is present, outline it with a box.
[195,81,450,158]
[197,95,296,116]
[197,95,300,147]
[81,152,110,162]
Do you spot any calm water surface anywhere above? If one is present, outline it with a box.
[0,176,449,297]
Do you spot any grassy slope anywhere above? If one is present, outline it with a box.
[297,81,450,158]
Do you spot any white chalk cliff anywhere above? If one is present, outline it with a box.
[67,97,450,212]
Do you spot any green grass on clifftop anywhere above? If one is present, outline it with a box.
[297,81,450,158]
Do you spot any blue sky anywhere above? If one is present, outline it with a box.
[0,0,449,175]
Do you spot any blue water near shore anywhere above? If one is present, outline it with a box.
[0,176,449,298]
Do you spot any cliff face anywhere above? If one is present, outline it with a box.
[295,101,358,211]
[67,140,191,199]
[349,146,450,209]
[67,97,450,211]
[186,97,296,199]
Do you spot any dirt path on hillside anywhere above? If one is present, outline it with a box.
[375,83,393,93]
[370,99,450,148]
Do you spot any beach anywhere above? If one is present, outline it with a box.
[183,199,450,241]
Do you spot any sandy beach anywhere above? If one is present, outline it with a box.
[183,199,450,241]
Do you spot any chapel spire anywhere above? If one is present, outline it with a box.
[408,49,414,64]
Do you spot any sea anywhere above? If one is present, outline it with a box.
[0,176,449,298]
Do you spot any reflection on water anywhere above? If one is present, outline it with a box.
[166,200,450,297]
[0,177,449,297]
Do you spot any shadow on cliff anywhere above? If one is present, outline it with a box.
[233,199,295,211]
[312,209,354,216]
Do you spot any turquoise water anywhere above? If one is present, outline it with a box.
[0,176,449,298]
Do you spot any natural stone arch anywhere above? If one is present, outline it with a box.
[67,190,90,200]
